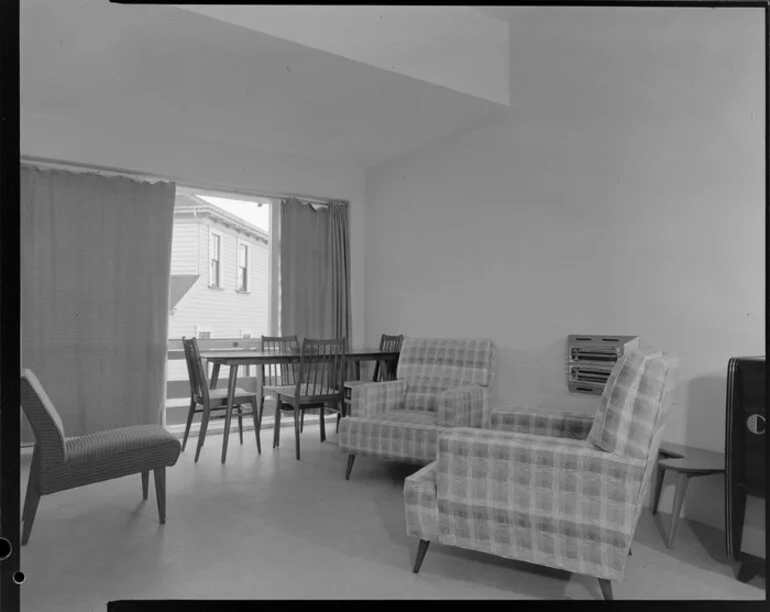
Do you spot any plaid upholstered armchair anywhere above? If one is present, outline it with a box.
[339,337,495,480]
[404,348,678,600]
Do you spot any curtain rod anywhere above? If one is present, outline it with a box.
[20,155,347,207]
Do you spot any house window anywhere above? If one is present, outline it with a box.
[237,241,249,292]
[196,326,212,340]
[209,230,223,287]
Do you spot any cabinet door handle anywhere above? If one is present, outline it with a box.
[746,413,765,435]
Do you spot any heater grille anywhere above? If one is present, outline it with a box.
[567,335,639,395]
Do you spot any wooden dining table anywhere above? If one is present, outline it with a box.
[200,346,400,440]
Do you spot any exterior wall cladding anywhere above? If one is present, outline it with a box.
[167,195,270,385]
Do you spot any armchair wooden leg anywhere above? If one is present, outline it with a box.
[413,540,430,574]
[250,397,261,455]
[182,398,196,451]
[141,471,150,500]
[598,578,613,600]
[21,460,41,546]
[293,402,302,460]
[153,467,167,524]
[345,454,356,480]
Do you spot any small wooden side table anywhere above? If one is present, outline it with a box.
[653,443,725,549]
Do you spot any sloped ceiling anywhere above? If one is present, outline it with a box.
[21,0,507,169]
[175,5,509,105]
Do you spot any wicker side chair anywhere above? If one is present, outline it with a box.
[20,369,181,545]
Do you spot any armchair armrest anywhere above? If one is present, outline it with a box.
[349,379,406,418]
[437,385,485,428]
[436,427,645,531]
[490,409,594,440]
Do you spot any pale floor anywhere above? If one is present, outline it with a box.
[19,424,765,609]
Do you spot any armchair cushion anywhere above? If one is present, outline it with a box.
[437,385,485,428]
[490,409,594,439]
[338,410,438,464]
[587,349,675,460]
[349,379,406,418]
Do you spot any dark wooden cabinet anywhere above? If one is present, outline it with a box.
[725,356,766,582]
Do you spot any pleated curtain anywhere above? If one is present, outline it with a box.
[279,198,351,345]
[20,165,175,441]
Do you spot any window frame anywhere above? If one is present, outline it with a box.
[236,238,250,293]
[195,326,213,340]
[208,228,224,288]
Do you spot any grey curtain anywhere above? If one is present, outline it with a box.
[21,166,175,441]
[279,198,351,344]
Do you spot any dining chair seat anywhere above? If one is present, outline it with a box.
[274,385,338,402]
[206,387,254,402]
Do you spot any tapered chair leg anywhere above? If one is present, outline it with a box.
[237,405,244,445]
[336,413,341,433]
[141,471,150,500]
[413,539,430,574]
[293,402,302,460]
[250,397,261,454]
[273,401,282,449]
[194,404,212,463]
[154,467,167,524]
[21,463,41,546]
[300,410,305,433]
[221,403,234,464]
[182,398,196,451]
[319,406,326,442]
[345,454,356,480]
[598,578,613,600]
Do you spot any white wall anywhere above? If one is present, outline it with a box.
[363,7,764,531]
[21,111,367,349]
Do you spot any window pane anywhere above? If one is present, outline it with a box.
[167,189,272,428]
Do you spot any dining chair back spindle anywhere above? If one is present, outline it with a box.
[372,334,404,382]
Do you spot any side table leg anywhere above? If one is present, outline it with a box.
[666,472,690,549]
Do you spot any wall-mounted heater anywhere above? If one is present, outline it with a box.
[568,334,639,395]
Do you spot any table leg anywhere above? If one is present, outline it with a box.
[652,462,666,515]
[210,363,221,389]
[666,472,690,549]
[221,365,238,464]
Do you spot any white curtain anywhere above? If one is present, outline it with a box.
[20,165,175,441]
